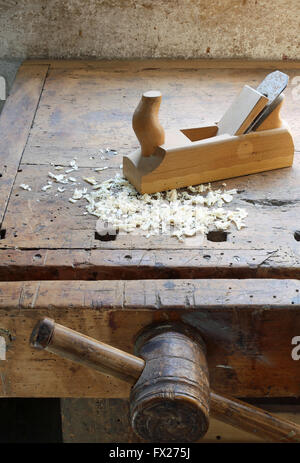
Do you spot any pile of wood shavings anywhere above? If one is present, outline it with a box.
[83,174,247,241]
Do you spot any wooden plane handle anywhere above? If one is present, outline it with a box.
[132,90,165,157]
[31,318,300,443]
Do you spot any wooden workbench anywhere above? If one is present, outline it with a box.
[0,59,300,442]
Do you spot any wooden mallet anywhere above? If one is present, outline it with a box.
[30,319,300,443]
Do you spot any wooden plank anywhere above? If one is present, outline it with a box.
[61,398,300,443]
[0,64,48,225]
[0,248,299,281]
[22,59,300,70]
[0,279,299,398]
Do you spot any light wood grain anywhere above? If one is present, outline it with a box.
[124,122,294,193]
[132,91,165,157]
[257,95,284,131]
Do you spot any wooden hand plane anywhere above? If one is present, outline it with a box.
[123,73,294,194]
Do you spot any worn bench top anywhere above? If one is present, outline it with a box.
[0,59,299,280]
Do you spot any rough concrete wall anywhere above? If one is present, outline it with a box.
[0,0,299,60]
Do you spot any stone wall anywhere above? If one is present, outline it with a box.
[0,0,299,60]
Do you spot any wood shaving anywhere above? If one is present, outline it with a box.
[83,174,248,241]
[41,184,52,191]
[65,159,79,173]
[72,188,87,200]
[48,172,68,184]
[83,177,97,185]
[70,159,78,170]
[20,184,31,191]
[94,167,108,172]
[105,148,118,155]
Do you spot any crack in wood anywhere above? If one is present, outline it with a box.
[242,199,299,206]
[257,250,279,267]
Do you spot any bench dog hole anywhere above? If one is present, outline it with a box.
[95,229,119,242]
[294,231,300,242]
[207,230,228,242]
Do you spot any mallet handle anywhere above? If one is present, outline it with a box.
[210,392,300,443]
[30,317,143,383]
[31,318,300,443]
